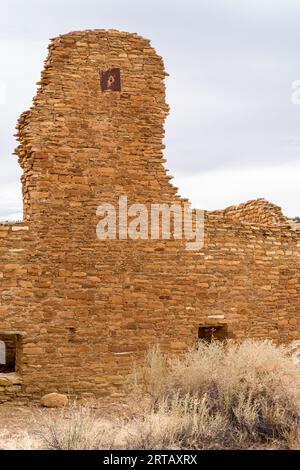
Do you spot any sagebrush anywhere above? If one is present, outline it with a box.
[31,340,300,450]
[129,339,300,449]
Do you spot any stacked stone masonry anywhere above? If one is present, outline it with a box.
[0,30,299,403]
[211,199,289,226]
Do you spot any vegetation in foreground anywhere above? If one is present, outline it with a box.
[1,339,300,450]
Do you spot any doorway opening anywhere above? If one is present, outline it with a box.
[0,333,21,373]
[198,325,228,343]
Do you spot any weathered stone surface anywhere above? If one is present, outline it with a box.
[0,373,22,386]
[40,393,68,408]
[0,29,299,404]
[211,199,288,226]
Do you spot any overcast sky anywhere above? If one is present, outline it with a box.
[1,0,300,220]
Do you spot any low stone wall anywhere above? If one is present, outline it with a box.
[0,373,23,404]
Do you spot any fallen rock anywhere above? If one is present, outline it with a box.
[40,392,68,408]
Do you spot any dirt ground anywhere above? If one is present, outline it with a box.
[0,405,45,449]
[0,400,135,450]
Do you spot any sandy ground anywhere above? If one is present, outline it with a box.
[0,401,134,450]
[0,405,45,449]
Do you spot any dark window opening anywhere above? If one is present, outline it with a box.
[0,334,19,373]
[198,325,228,343]
[68,327,76,342]
[100,68,121,91]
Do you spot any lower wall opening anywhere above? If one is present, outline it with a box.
[0,333,21,373]
[198,325,228,343]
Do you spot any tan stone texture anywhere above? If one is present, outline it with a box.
[40,392,68,408]
[0,30,299,403]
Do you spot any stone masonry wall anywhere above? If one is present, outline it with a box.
[211,198,288,226]
[0,30,299,403]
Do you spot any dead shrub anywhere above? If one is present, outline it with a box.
[37,404,117,450]
[35,340,300,450]
[131,339,300,449]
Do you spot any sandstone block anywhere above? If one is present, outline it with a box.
[40,393,68,408]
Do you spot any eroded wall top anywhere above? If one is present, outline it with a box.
[210,198,288,226]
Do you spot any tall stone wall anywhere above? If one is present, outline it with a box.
[0,30,299,403]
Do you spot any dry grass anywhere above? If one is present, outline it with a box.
[129,339,300,449]
[36,404,118,450]
[1,339,300,450]
[0,430,42,450]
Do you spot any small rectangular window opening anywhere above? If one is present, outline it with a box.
[0,334,20,373]
[198,325,228,343]
[100,68,121,92]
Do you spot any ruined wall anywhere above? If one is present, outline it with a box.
[0,30,300,403]
[203,214,300,343]
[0,224,32,401]
[210,199,288,226]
